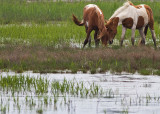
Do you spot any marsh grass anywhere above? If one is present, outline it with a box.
[0,1,160,23]
[0,22,81,48]
[0,75,104,112]
[0,22,86,47]
[0,104,6,114]
[0,75,103,97]
[0,1,159,48]
[153,70,160,76]
[0,45,160,74]
[36,108,43,114]
[0,21,159,47]
[139,69,152,75]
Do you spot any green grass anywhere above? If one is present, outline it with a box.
[0,1,159,47]
[153,70,160,75]
[0,21,159,47]
[0,1,160,24]
[139,69,152,75]
[0,22,86,46]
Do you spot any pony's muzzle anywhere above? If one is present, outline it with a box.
[109,40,113,45]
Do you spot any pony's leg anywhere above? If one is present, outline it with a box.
[131,27,136,46]
[148,12,156,47]
[88,36,91,47]
[139,28,146,45]
[149,27,156,47]
[94,30,99,47]
[120,26,127,46]
[83,28,92,48]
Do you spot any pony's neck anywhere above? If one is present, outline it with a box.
[107,17,119,30]
[97,16,106,32]
[110,2,130,19]
[99,24,106,32]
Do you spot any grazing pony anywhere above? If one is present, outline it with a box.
[72,4,112,48]
[104,1,156,47]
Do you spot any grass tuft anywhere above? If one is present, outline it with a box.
[139,69,152,75]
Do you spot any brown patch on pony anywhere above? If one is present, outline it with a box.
[105,17,119,41]
[134,5,142,9]
[144,5,154,30]
[136,16,144,29]
[128,1,142,9]
[122,18,133,29]
[106,17,119,30]
[82,6,106,32]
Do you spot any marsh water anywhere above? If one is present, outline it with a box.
[1,71,160,114]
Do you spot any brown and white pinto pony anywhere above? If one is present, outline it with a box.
[72,4,112,48]
[104,1,156,47]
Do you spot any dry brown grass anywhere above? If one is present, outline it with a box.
[0,45,160,74]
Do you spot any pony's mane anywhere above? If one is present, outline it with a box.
[110,1,131,19]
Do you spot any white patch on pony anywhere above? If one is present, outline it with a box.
[110,2,130,19]
[137,5,149,26]
[151,30,156,37]
[85,4,102,15]
[96,6,102,15]
[82,19,84,23]
[86,21,89,27]
[109,2,149,27]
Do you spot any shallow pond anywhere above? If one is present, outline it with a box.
[1,71,160,114]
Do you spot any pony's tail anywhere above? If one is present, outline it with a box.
[72,14,84,26]
[144,24,149,36]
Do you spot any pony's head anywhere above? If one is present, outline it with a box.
[105,17,119,44]
[98,28,110,46]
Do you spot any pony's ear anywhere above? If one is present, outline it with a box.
[105,20,108,23]
[98,33,103,39]
[98,31,104,39]
[113,17,119,26]
[98,28,108,39]
[105,23,111,31]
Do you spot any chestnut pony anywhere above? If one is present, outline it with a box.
[72,4,112,48]
[104,1,156,47]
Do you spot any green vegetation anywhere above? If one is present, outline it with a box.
[0,75,104,112]
[0,1,159,46]
[153,70,160,75]
[139,69,152,75]
[36,108,43,114]
[0,21,159,47]
[0,0,160,23]
[0,75,103,97]
[0,22,86,46]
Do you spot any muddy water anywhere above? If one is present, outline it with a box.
[1,71,160,114]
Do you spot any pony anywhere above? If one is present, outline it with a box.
[72,4,112,48]
[103,1,156,47]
